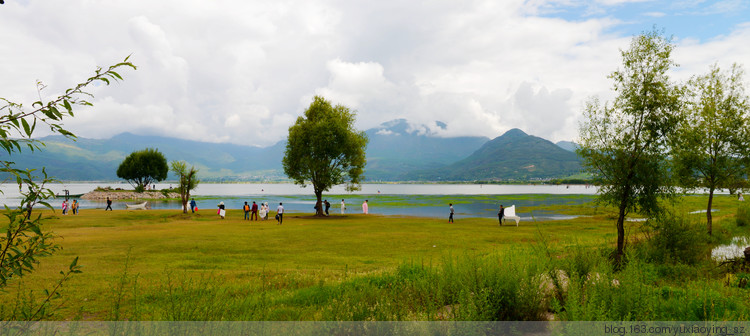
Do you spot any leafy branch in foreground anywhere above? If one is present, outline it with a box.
[0,56,135,320]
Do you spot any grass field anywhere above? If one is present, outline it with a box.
[3,194,750,321]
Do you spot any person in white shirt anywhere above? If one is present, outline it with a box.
[259,202,267,220]
[341,199,346,214]
[276,202,284,225]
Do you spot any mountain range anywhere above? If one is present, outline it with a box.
[2,119,582,182]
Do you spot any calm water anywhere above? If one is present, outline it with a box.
[1,182,597,220]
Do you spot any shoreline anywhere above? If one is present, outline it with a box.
[81,190,181,200]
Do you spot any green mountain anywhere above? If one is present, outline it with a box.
[2,123,579,182]
[364,119,489,181]
[4,133,286,181]
[556,140,579,152]
[403,129,582,181]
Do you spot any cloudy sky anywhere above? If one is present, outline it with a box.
[2,0,749,147]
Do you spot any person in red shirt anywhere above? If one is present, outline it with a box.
[251,201,259,221]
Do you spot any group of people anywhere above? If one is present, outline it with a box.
[61,197,111,213]
[208,199,373,223]
[61,199,80,215]
[241,201,271,221]
[314,199,369,215]
[217,201,286,225]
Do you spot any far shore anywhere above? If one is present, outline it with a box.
[81,189,180,200]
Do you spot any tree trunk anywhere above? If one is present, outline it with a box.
[181,192,189,214]
[707,187,715,236]
[314,190,324,216]
[615,202,627,267]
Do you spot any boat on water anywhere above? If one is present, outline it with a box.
[55,193,84,198]
[55,190,84,198]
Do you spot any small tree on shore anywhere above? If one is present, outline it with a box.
[170,160,199,214]
[116,148,168,192]
[282,96,368,216]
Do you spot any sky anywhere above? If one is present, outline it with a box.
[1,0,749,147]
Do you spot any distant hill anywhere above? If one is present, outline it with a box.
[364,119,489,181]
[404,129,582,181]
[3,123,580,182]
[556,140,579,152]
[5,133,286,181]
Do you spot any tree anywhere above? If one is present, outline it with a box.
[577,30,682,264]
[116,148,169,192]
[170,160,200,214]
[672,64,750,235]
[1,57,135,319]
[282,96,368,216]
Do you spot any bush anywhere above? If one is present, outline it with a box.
[644,212,704,265]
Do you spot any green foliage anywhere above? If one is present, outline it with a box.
[116,148,169,191]
[0,56,134,320]
[282,96,368,215]
[577,29,681,261]
[170,160,200,213]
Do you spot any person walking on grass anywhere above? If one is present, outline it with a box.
[218,201,226,219]
[243,202,250,220]
[105,197,113,211]
[62,200,68,215]
[449,203,454,223]
[251,201,259,221]
[72,199,79,215]
[341,199,346,214]
[276,202,284,225]
[498,204,505,226]
[362,200,369,214]
[190,198,197,213]
[324,199,331,216]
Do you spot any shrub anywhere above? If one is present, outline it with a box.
[644,212,704,265]
[736,205,750,227]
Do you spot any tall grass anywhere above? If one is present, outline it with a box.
[737,204,750,227]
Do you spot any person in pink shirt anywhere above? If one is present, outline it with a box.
[362,199,369,214]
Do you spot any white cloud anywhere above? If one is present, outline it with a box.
[1,0,749,147]
[643,11,667,17]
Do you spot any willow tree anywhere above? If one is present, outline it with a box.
[672,64,750,235]
[282,96,368,216]
[170,160,200,214]
[577,30,682,264]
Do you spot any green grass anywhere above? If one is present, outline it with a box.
[3,194,750,321]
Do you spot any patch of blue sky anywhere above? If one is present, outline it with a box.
[534,1,750,42]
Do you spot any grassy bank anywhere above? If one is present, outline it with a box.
[2,194,750,320]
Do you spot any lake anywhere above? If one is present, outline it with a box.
[1,182,598,220]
